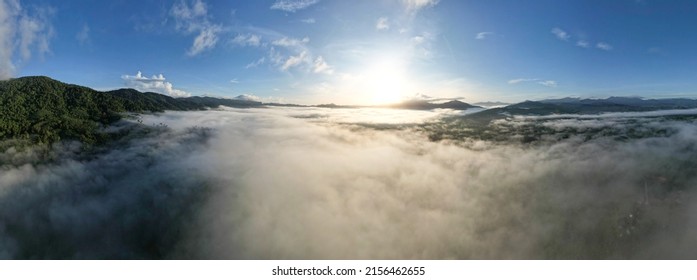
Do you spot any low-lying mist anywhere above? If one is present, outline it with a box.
[2,107,697,259]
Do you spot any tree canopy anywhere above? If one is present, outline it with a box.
[0,76,209,144]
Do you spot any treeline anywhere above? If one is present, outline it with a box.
[0,76,259,144]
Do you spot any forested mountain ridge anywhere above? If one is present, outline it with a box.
[0,76,210,143]
[462,97,697,125]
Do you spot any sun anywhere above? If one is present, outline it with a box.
[362,57,410,105]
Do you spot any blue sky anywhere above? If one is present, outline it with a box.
[3,0,697,104]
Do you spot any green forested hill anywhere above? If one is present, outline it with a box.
[0,76,207,143]
[107,88,204,111]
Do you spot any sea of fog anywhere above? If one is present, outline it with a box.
[2,106,697,259]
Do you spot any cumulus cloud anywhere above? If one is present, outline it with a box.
[4,107,697,259]
[233,94,260,101]
[270,0,320,12]
[121,71,190,97]
[576,40,589,48]
[597,42,613,51]
[230,33,262,47]
[300,18,315,24]
[475,32,493,40]
[376,17,389,31]
[170,0,222,56]
[551,27,570,41]
[0,0,53,80]
[188,25,222,56]
[401,0,440,13]
[281,50,309,71]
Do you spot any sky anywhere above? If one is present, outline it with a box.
[2,0,697,105]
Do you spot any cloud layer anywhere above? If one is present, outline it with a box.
[3,107,697,259]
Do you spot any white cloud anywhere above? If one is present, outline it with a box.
[509,78,557,87]
[408,31,435,59]
[170,0,222,56]
[234,94,260,101]
[231,33,262,47]
[228,31,326,75]
[75,23,90,46]
[508,78,537,84]
[188,25,222,56]
[266,38,330,74]
[121,71,190,97]
[0,0,53,80]
[312,56,333,74]
[596,42,613,51]
[475,32,493,40]
[300,18,316,24]
[550,27,612,52]
[272,36,309,48]
[0,0,20,79]
[230,78,239,84]
[401,0,440,13]
[538,80,557,87]
[171,0,207,33]
[246,57,266,68]
[268,47,284,65]
[281,50,309,71]
[551,27,570,41]
[189,27,221,56]
[376,17,389,31]
[232,93,287,103]
[18,6,53,61]
[270,0,320,12]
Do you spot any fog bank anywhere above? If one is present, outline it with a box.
[2,107,697,259]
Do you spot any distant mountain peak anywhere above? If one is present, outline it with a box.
[389,99,480,110]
